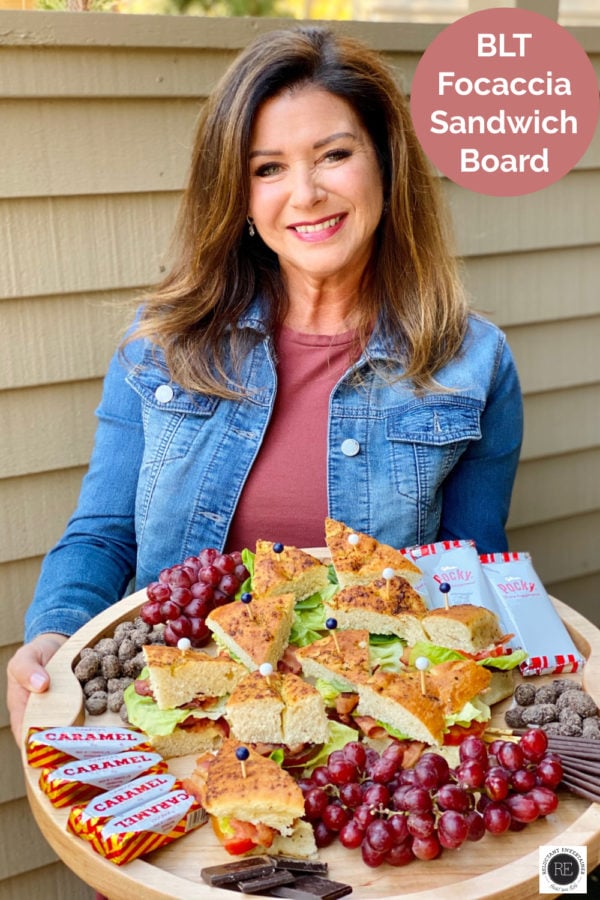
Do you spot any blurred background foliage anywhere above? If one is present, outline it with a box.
[33,0,354,20]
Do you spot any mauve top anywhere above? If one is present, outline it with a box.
[225,325,358,552]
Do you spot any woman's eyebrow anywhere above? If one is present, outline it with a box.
[249,131,357,160]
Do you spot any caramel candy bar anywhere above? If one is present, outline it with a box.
[39,749,166,808]
[68,772,177,840]
[201,856,276,886]
[26,725,146,768]
[268,875,352,899]
[240,870,296,894]
[270,856,328,876]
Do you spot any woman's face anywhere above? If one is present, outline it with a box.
[248,86,384,288]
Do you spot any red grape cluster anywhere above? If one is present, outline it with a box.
[139,549,249,648]
[298,729,562,868]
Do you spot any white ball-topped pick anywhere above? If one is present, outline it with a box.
[177,637,192,652]
[347,533,359,545]
[382,567,394,580]
[415,655,430,695]
[259,662,273,677]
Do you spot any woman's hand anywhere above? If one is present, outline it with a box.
[6,633,68,745]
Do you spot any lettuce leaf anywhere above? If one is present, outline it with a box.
[445,696,490,727]
[408,641,527,670]
[123,677,228,736]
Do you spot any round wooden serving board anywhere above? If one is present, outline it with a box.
[22,580,600,900]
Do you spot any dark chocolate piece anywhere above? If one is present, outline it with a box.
[201,856,275,886]
[266,874,353,899]
[239,869,296,894]
[269,856,328,876]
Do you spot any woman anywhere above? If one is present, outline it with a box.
[7,26,522,742]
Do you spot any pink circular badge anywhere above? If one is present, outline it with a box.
[410,7,599,196]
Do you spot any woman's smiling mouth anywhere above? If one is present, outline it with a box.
[290,214,345,236]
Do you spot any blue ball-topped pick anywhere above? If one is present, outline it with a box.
[241,592,252,603]
[439,581,451,609]
[235,745,250,778]
[273,542,284,553]
[325,617,341,655]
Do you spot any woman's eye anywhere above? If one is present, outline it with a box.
[254,162,282,177]
[322,148,352,163]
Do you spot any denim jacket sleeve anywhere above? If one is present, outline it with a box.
[24,342,145,641]
[435,332,523,553]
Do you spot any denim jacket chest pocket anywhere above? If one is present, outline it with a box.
[127,366,219,463]
[385,396,483,506]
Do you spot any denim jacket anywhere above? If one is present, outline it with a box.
[25,301,522,640]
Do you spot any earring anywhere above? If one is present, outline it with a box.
[247,216,255,237]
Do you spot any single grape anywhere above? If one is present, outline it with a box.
[465,809,486,842]
[184,596,214,619]
[435,783,472,813]
[158,566,172,583]
[411,834,442,860]
[170,586,193,607]
[303,788,329,821]
[353,804,375,831]
[496,741,525,772]
[529,785,559,816]
[459,735,489,768]
[199,565,222,587]
[365,819,394,853]
[362,783,390,810]
[536,757,563,789]
[312,766,331,787]
[511,767,537,793]
[339,819,364,849]
[322,802,351,832]
[328,756,359,786]
[166,565,193,588]
[339,782,363,809]
[519,727,548,762]
[140,599,163,626]
[396,785,432,813]
[384,839,415,867]
[406,810,436,838]
[456,759,486,790]
[160,599,181,621]
[313,820,335,848]
[198,548,219,567]
[190,581,215,601]
[388,812,409,842]
[188,616,211,646]
[168,615,192,639]
[483,801,512,835]
[146,582,172,603]
[437,810,468,849]
[343,741,367,771]
[213,553,236,574]
[505,793,539,824]
[361,839,387,868]
[484,766,511,801]
[218,573,240,595]
[381,742,406,767]
[370,756,399,784]
[182,556,200,575]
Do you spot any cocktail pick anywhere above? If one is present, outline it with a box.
[415,656,430,695]
[241,591,255,621]
[177,637,191,657]
[235,745,250,779]
[259,661,274,687]
[382,566,394,602]
[439,581,451,610]
[347,533,359,546]
[273,542,284,554]
[325,617,341,655]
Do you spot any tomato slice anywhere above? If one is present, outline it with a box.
[211,816,275,856]
[443,720,488,746]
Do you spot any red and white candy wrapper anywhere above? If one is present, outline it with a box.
[39,748,167,808]
[67,772,178,839]
[480,551,586,676]
[26,725,146,769]
[68,784,207,865]
[407,539,514,635]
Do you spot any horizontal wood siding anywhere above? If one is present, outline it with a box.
[0,11,598,897]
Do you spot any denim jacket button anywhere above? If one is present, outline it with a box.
[340,438,360,457]
[155,384,174,404]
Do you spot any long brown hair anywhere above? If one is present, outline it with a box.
[129,26,468,397]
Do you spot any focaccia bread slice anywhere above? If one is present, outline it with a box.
[225,670,329,746]
[325,517,423,588]
[422,603,504,653]
[295,628,371,691]
[142,644,246,710]
[252,540,331,602]
[206,593,295,671]
[324,576,428,644]
[190,738,305,833]
[355,669,446,745]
